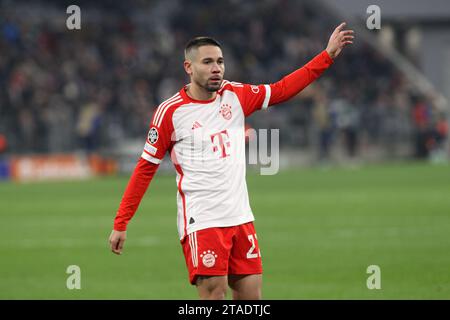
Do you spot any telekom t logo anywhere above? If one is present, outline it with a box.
[210,130,231,158]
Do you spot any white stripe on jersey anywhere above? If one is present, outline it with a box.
[141,152,162,164]
[155,98,183,127]
[262,84,271,110]
[153,93,181,127]
[220,80,243,89]
[220,80,230,89]
[154,93,180,122]
[188,234,195,267]
[188,232,198,267]
[193,231,198,267]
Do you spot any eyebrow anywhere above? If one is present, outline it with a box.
[201,57,224,62]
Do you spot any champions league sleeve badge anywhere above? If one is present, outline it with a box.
[148,127,159,144]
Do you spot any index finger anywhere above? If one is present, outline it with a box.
[336,22,347,32]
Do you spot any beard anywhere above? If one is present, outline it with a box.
[205,83,221,92]
[195,78,222,92]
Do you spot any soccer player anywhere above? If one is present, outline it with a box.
[109,22,354,300]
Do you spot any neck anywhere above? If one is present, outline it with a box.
[185,82,217,101]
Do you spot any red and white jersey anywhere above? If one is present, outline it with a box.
[141,81,271,239]
[113,50,334,237]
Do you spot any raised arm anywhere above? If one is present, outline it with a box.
[269,22,354,106]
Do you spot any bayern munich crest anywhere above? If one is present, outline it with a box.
[200,250,218,268]
[220,103,232,120]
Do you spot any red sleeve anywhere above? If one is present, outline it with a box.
[113,158,159,231]
[233,50,333,117]
[229,82,271,117]
[113,98,180,231]
[141,101,178,164]
[269,50,333,105]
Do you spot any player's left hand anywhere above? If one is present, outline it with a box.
[326,22,354,59]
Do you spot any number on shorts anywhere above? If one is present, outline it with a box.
[246,234,259,259]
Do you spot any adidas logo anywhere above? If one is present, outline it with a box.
[189,217,195,224]
[191,121,202,130]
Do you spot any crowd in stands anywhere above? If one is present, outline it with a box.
[0,0,447,161]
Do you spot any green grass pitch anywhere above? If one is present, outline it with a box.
[0,162,449,299]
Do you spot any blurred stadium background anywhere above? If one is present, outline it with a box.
[0,0,449,299]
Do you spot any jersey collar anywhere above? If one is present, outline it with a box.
[180,85,218,104]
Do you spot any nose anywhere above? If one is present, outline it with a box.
[211,63,221,73]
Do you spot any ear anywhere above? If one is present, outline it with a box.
[183,60,192,76]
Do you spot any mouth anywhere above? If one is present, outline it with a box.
[209,76,222,82]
